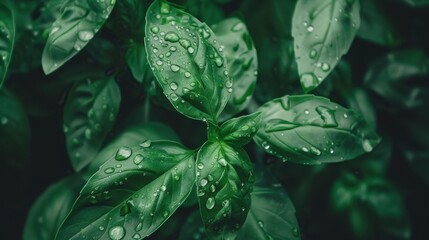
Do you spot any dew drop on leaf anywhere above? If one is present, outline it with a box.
[104,167,115,174]
[197,163,204,169]
[206,197,215,210]
[109,225,125,240]
[115,147,132,161]
[200,178,208,187]
[140,140,151,148]
[170,64,180,72]
[164,32,179,42]
[133,154,144,165]
[78,30,94,41]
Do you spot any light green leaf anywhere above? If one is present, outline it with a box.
[56,141,196,240]
[145,0,231,123]
[42,0,117,74]
[196,141,254,239]
[292,0,360,92]
[254,95,380,164]
[83,121,181,179]
[0,3,15,87]
[219,112,261,146]
[63,75,121,172]
[23,175,84,240]
[237,172,301,240]
[0,88,30,168]
[212,18,258,119]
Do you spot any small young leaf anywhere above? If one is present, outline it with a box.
[0,88,30,168]
[212,18,258,119]
[196,141,254,239]
[23,175,84,240]
[42,0,117,74]
[292,0,360,92]
[254,95,380,164]
[0,3,15,87]
[126,43,148,83]
[219,112,261,146]
[63,75,121,172]
[145,0,232,123]
[56,141,196,240]
[237,172,301,240]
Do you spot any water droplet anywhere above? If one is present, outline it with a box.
[309,49,317,59]
[222,199,229,207]
[109,226,125,240]
[153,48,159,53]
[262,141,270,150]
[343,113,348,118]
[156,60,163,66]
[257,220,264,228]
[330,148,335,154]
[170,82,178,90]
[164,32,179,42]
[214,57,223,67]
[99,226,105,231]
[115,147,132,161]
[292,227,300,237]
[225,80,232,88]
[231,22,244,32]
[179,39,191,48]
[218,158,227,166]
[104,167,115,174]
[50,26,60,35]
[200,178,208,187]
[307,25,314,32]
[133,154,144,165]
[187,47,195,54]
[170,46,177,52]
[206,197,215,210]
[170,93,179,101]
[184,72,191,78]
[135,222,143,231]
[304,109,310,115]
[151,27,159,34]
[210,185,216,192]
[197,163,204,169]
[310,147,321,156]
[140,139,151,148]
[133,233,141,239]
[300,73,318,92]
[301,147,309,152]
[362,139,373,152]
[160,185,167,191]
[84,128,92,140]
[321,63,330,72]
[78,30,94,41]
[170,64,180,72]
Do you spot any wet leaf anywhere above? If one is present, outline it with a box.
[0,3,15,87]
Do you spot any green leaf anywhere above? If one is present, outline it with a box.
[212,18,258,119]
[145,0,232,123]
[254,95,380,164]
[292,0,360,92]
[23,175,84,240]
[63,75,121,172]
[219,112,262,146]
[358,0,403,47]
[364,49,429,110]
[83,121,181,179]
[0,88,30,168]
[0,3,15,87]
[398,0,429,7]
[56,141,196,240]
[42,0,117,74]
[331,174,411,239]
[237,172,301,240]
[126,43,148,83]
[196,141,254,239]
[184,0,225,26]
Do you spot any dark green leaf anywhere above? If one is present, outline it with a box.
[292,0,360,92]
[23,175,84,240]
[237,171,301,240]
[358,0,403,47]
[145,0,232,123]
[63,75,121,172]
[184,0,225,26]
[126,43,148,83]
[219,112,261,146]
[0,88,30,168]
[196,141,253,239]
[0,3,15,87]
[212,18,258,119]
[42,0,117,74]
[398,0,429,7]
[83,121,181,179]
[364,49,429,110]
[254,95,380,164]
[56,141,196,240]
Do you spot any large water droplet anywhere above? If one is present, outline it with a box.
[197,163,204,169]
[200,178,208,187]
[133,154,144,165]
[206,197,215,210]
[300,73,318,92]
[151,27,159,34]
[321,63,330,72]
[78,30,94,41]
[170,82,178,90]
[109,226,125,240]
[307,25,314,32]
[362,139,374,152]
[164,32,179,42]
[115,147,132,161]
[179,39,191,48]
[170,64,180,72]
[140,139,151,148]
[105,167,115,174]
[214,57,223,67]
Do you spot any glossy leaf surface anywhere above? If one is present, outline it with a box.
[219,112,261,146]
[63,75,121,172]
[254,95,380,164]
[292,0,360,92]
[145,0,231,123]
[0,3,15,87]
[57,141,196,240]
[196,141,254,239]
[42,0,116,74]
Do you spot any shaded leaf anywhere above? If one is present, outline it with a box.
[0,3,15,87]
